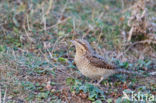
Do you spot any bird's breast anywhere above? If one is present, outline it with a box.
[75,55,94,78]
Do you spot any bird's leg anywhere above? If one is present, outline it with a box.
[97,76,104,85]
[92,77,104,87]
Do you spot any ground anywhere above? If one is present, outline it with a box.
[0,0,156,103]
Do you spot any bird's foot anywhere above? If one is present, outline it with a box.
[90,77,104,87]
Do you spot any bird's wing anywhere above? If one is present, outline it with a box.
[86,54,116,69]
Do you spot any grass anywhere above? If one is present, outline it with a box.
[0,0,156,102]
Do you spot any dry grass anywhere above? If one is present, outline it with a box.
[0,0,156,102]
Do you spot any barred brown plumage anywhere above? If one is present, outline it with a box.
[71,39,141,85]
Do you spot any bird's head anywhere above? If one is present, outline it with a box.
[71,39,93,55]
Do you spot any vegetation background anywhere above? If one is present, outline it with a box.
[0,0,155,102]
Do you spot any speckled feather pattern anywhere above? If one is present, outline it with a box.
[73,39,140,80]
[74,53,117,79]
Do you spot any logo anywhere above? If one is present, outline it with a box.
[122,90,155,102]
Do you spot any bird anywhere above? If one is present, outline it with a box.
[71,39,141,85]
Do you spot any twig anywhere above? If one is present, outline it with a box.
[117,39,156,58]
[127,26,134,41]
[23,25,35,43]
[45,0,53,15]
[51,36,62,55]
[124,40,156,53]
[56,68,74,78]
[0,87,1,103]
[26,15,31,31]
[38,17,71,31]
[42,9,47,31]
[39,0,69,32]
[121,0,124,9]
[3,88,7,103]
